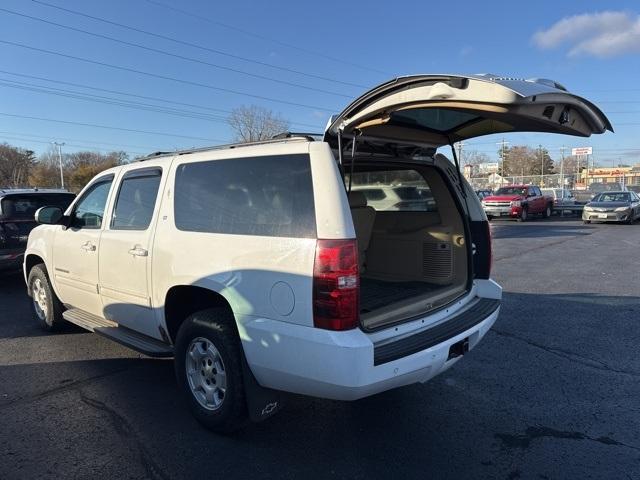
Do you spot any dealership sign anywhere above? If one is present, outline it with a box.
[572,147,592,156]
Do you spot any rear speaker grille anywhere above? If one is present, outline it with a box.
[423,242,452,279]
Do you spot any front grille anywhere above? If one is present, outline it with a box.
[484,201,511,207]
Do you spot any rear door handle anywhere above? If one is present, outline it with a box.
[128,246,148,257]
[81,242,96,252]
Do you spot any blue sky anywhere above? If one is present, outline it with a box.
[1,0,639,166]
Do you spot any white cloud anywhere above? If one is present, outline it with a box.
[532,11,640,58]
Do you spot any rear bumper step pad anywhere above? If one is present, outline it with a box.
[373,297,500,366]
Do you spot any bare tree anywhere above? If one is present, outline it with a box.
[0,143,36,188]
[227,105,290,143]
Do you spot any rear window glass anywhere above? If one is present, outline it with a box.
[174,154,316,238]
[346,169,437,212]
[0,193,75,220]
[495,187,526,196]
[391,108,479,132]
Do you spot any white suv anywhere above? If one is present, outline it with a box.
[24,74,611,432]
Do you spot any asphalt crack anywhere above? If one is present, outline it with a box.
[0,364,134,411]
[491,328,640,378]
[79,391,171,480]
[495,426,640,452]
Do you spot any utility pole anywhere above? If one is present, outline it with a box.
[559,145,566,190]
[539,144,544,186]
[456,141,464,164]
[51,141,65,189]
[497,139,508,187]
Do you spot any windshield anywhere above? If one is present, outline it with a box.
[592,192,630,203]
[495,187,526,196]
[0,193,75,220]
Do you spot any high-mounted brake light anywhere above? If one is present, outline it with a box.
[312,239,359,331]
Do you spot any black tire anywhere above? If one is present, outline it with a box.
[486,215,494,221]
[583,220,591,224]
[542,204,552,218]
[27,263,64,331]
[174,308,248,433]
[517,207,528,222]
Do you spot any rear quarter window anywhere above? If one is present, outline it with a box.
[174,154,316,238]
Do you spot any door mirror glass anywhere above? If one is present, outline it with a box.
[35,206,63,225]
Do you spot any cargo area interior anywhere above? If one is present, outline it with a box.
[346,160,469,330]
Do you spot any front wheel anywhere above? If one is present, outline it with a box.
[517,208,528,222]
[28,264,64,331]
[583,220,591,224]
[174,308,248,433]
[543,204,552,218]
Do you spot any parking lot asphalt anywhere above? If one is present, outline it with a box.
[1,218,639,480]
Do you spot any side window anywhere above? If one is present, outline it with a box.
[72,178,113,229]
[345,169,437,212]
[174,155,316,238]
[111,168,162,230]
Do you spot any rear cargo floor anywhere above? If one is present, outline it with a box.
[360,278,439,313]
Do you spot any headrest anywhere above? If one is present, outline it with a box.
[348,191,367,208]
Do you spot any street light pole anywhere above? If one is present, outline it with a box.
[497,139,508,187]
[52,141,65,189]
[559,146,566,190]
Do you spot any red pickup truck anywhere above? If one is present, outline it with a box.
[481,185,553,221]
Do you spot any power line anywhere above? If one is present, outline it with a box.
[0,112,228,142]
[143,0,390,76]
[0,39,338,112]
[31,0,367,90]
[0,129,154,150]
[1,134,147,156]
[0,70,322,129]
[0,7,352,99]
[0,79,232,124]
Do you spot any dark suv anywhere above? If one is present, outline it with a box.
[0,189,75,272]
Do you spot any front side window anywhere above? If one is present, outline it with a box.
[345,169,437,212]
[111,169,162,230]
[72,177,113,229]
[174,154,316,238]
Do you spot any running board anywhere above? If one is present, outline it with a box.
[62,308,173,358]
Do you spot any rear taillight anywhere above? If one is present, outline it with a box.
[312,239,359,330]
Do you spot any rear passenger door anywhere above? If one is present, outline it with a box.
[98,167,163,338]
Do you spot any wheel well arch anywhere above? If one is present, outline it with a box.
[25,254,45,276]
[164,285,236,343]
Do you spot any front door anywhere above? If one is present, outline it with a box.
[52,175,115,316]
[98,167,163,339]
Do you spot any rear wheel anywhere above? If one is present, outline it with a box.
[543,204,552,218]
[486,215,494,221]
[28,264,64,331]
[174,308,248,433]
[583,220,591,224]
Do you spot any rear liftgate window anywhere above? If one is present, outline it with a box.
[174,154,316,238]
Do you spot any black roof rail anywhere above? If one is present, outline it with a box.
[137,134,319,161]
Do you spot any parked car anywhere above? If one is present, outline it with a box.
[571,189,597,205]
[0,189,75,272]
[481,185,554,221]
[582,191,640,224]
[24,73,611,432]
[351,185,437,211]
[541,188,578,215]
[589,182,623,193]
[626,185,640,194]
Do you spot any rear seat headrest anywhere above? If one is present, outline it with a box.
[348,191,368,208]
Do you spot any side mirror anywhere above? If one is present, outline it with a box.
[35,206,63,225]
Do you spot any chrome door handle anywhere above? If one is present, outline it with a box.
[81,242,96,252]
[128,246,148,257]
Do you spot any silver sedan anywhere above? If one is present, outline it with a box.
[583,191,640,224]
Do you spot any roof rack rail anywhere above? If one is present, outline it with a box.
[137,134,320,161]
